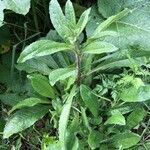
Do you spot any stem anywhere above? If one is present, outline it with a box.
[76,53,81,86]
[75,44,81,86]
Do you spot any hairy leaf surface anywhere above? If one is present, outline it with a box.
[18,40,72,63]
[49,67,76,86]
[3,105,49,139]
[28,74,55,98]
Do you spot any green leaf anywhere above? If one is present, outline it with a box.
[88,130,103,149]
[59,86,77,143]
[0,93,25,106]
[104,111,126,125]
[4,0,31,15]
[3,105,49,139]
[93,52,149,72]
[49,0,72,40]
[98,0,124,18]
[80,85,99,117]
[28,74,55,98]
[120,85,150,102]
[97,0,147,18]
[76,8,91,37]
[16,57,51,75]
[98,2,150,54]
[82,41,118,54]
[126,107,147,129]
[113,132,141,149]
[49,67,76,86]
[81,107,91,131]
[65,0,76,26]
[17,40,72,63]
[91,9,129,39]
[8,98,50,114]
[86,5,104,37]
[89,31,118,40]
[66,117,79,150]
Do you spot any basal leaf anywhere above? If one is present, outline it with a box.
[49,0,73,41]
[9,98,50,114]
[104,111,126,125]
[59,86,77,143]
[49,67,76,86]
[17,40,72,63]
[28,74,55,98]
[3,105,49,139]
[113,132,141,149]
[82,41,118,54]
[80,85,99,117]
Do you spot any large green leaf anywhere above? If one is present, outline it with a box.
[59,86,77,145]
[80,85,99,117]
[113,132,141,149]
[9,98,50,114]
[99,2,150,52]
[49,67,76,86]
[126,107,147,129]
[3,105,49,139]
[49,0,73,41]
[88,2,150,72]
[28,74,55,98]
[17,40,72,63]
[82,41,118,54]
[4,0,31,15]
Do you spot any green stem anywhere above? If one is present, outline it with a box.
[75,44,81,86]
